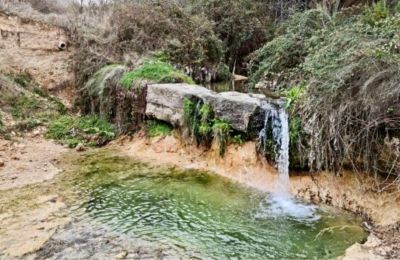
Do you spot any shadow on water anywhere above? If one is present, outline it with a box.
[71,153,367,259]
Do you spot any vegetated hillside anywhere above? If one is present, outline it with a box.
[250,1,400,182]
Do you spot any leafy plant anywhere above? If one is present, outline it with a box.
[10,95,41,119]
[284,85,306,109]
[198,103,214,144]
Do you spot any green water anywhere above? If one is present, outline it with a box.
[73,154,366,259]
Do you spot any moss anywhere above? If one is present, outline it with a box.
[198,103,214,143]
[145,120,173,137]
[121,59,194,89]
[46,115,116,148]
[212,119,232,156]
[183,99,234,155]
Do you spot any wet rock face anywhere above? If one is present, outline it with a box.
[146,83,283,134]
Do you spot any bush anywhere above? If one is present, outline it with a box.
[112,2,223,72]
[249,8,400,177]
[189,0,273,71]
[248,9,333,89]
[46,115,116,148]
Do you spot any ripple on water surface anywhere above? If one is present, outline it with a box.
[73,155,367,259]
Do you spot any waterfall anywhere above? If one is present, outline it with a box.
[258,101,290,191]
[257,102,318,219]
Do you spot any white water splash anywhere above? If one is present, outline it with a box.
[256,193,319,222]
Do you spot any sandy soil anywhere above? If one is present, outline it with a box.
[0,137,67,191]
[0,11,74,92]
[0,137,69,259]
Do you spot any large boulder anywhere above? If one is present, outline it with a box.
[146,83,284,135]
[206,92,265,133]
[146,84,213,127]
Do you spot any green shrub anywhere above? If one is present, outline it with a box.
[12,73,32,88]
[145,120,173,137]
[121,59,194,89]
[363,0,390,25]
[216,63,232,82]
[14,118,43,132]
[46,115,116,148]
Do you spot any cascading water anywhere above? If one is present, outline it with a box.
[258,101,290,185]
[258,100,316,218]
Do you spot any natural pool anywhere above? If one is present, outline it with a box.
[71,153,367,259]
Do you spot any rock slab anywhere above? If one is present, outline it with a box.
[146,83,284,134]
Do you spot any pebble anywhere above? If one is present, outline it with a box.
[75,143,86,152]
[0,160,4,167]
[115,251,128,259]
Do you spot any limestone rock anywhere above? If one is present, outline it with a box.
[206,92,264,133]
[146,83,284,135]
[146,83,213,127]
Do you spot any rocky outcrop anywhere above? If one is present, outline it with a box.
[146,83,284,134]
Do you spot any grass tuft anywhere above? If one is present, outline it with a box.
[121,59,194,89]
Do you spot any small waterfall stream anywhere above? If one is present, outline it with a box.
[258,101,290,187]
[257,100,316,218]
